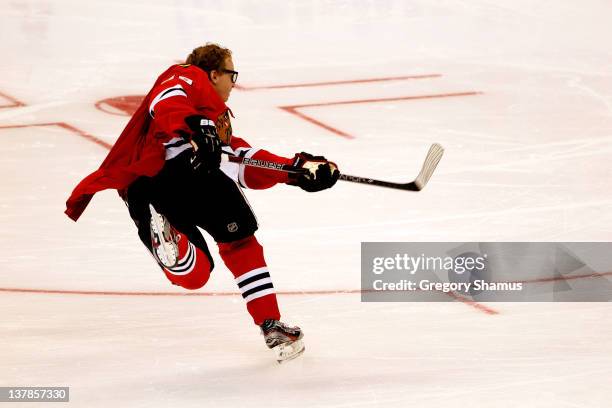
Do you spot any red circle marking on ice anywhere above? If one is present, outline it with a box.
[95,95,144,116]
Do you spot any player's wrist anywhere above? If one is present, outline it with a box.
[287,152,340,192]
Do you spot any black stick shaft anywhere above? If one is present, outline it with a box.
[338,174,419,191]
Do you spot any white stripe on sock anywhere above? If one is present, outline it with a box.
[239,277,273,294]
[235,266,268,285]
[243,288,276,303]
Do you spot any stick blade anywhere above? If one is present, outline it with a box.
[413,143,444,190]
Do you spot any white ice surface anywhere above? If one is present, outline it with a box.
[1,1,611,407]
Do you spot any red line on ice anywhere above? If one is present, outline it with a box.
[279,92,482,138]
[513,271,612,284]
[283,91,484,109]
[444,291,499,315]
[235,74,442,91]
[3,270,611,315]
[279,105,355,139]
[0,286,501,315]
[0,122,112,150]
[0,90,26,108]
[0,287,366,297]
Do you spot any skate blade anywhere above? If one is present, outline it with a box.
[149,205,178,268]
[274,339,305,364]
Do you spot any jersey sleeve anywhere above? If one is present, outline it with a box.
[220,136,294,189]
[148,74,199,160]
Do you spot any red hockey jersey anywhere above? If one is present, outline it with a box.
[65,64,292,221]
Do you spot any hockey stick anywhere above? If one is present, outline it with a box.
[223,143,444,191]
[337,143,444,191]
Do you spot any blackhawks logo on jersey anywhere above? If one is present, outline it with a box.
[216,109,233,144]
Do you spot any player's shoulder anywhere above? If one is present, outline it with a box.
[156,64,206,87]
[172,63,206,79]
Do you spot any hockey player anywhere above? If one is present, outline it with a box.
[65,43,339,362]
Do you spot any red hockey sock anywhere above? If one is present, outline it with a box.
[162,231,212,290]
[217,235,281,325]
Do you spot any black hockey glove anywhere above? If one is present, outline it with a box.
[288,152,340,192]
[184,115,222,172]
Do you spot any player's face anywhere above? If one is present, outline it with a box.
[211,56,236,102]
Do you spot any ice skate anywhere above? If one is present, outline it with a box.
[149,204,179,268]
[260,319,305,363]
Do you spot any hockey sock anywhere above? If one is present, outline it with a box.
[217,235,281,325]
[161,228,213,290]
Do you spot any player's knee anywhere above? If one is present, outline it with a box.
[218,234,260,254]
[165,266,211,290]
[163,246,214,290]
[177,271,211,290]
